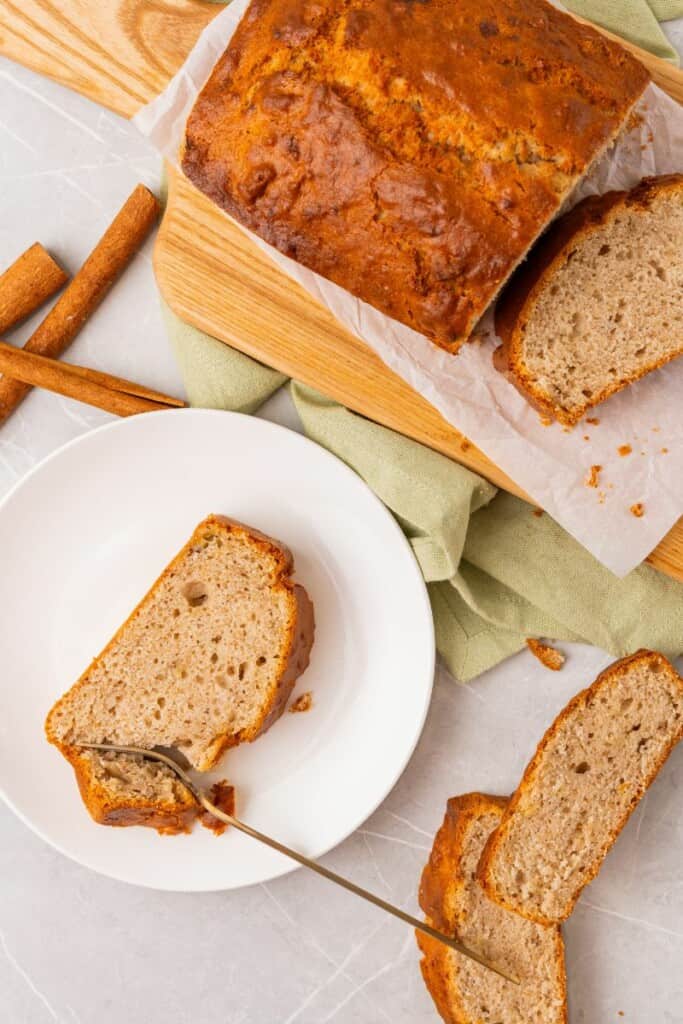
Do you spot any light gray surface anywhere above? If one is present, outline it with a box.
[1,31,683,1024]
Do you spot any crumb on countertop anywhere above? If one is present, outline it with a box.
[526,638,565,671]
[630,503,645,518]
[586,465,602,488]
[652,426,660,432]
[583,434,590,441]
[585,417,600,425]
[661,447,669,454]
[289,691,313,714]
[617,444,632,457]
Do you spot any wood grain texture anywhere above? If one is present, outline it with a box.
[2,1,683,581]
[0,0,218,116]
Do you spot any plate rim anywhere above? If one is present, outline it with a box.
[0,408,435,891]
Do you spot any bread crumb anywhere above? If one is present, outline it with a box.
[586,465,602,488]
[585,417,600,425]
[198,781,235,835]
[289,691,313,713]
[661,447,669,454]
[526,638,565,671]
[630,503,645,518]
[532,507,543,517]
[617,445,632,456]
[583,434,590,441]
[460,439,471,452]
[652,426,660,432]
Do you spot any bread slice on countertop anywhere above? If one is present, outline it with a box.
[417,793,567,1024]
[478,651,683,925]
[46,515,314,834]
[494,174,683,425]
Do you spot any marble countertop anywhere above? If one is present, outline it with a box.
[2,26,683,1024]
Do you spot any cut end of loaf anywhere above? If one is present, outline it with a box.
[46,515,314,832]
[418,792,567,1024]
[495,174,683,425]
[478,650,683,925]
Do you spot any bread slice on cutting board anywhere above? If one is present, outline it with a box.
[478,650,683,925]
[494,174,683,425]
[417,792,567,1024]
[46,515,314,834]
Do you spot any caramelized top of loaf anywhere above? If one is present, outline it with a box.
[183,0,649,351]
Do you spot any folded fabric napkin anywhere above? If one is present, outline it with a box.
[160,0,683,681]
[161,303,683,682]
[564,0,683,64]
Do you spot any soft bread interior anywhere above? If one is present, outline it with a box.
[519,189,683,419]
[419,795,566,1024]
[480,654,683,923]
[47,519,307,772]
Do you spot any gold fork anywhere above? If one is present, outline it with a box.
[80,742,519,984]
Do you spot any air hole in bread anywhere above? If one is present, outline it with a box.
[183,580,208,607]
[574,761,590,774]
[598,243,610,256]
[211,652,218,664]
[256,655,266,666]
[238,662,247,681]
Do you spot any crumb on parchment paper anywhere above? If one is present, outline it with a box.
[289,691,313,713]
[526,638,565,671]
[586,465,602,488]
[630,503,645,518]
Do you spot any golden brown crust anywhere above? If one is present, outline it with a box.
[183,0,648,352]
[417,793,568,1024]
[477,650,683,924]
[46,514,314,833]
[494,174,683,425]
[526,638,565,671]
[66,748,198,836]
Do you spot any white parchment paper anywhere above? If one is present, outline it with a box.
[135,0,683,576]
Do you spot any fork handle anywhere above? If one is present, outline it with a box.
[197,794,518,984]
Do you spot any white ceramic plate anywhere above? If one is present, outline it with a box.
[0,409,434,891]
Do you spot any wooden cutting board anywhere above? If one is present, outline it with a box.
[3,0,683,581]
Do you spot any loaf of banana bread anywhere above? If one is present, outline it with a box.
[183,0,649,352]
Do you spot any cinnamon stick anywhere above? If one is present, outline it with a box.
[0,184,160,426]
[0,243,68,333]
[0,341,181,418]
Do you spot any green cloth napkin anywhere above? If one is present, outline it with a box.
[161,301,683,682]
[564,0,683,63]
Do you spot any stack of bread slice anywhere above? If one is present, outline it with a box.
[418,650,683,1021]
[46,515,314,834]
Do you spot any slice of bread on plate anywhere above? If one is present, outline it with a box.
[494,174,683,425]
[417,793,567,1024]
[478,650,683,925]
[46,515,314,834]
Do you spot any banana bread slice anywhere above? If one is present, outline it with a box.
[46,515,314,834]
[494,174,683,425]
[418,793,567,1024]
[478,651,683,925]
[182,0,649,353]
